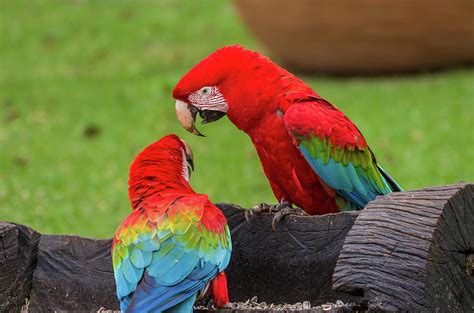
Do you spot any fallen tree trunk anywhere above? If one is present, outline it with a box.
[0,183,472,312]
[333,183,474,312]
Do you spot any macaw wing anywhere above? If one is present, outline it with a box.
[112,194,231,312]
[284,98,401,209]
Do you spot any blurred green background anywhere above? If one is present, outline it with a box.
[1,0,473,238]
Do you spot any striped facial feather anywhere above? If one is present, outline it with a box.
[181,148,190,182]
[188,86,228,112]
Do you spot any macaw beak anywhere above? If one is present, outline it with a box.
[199,110,226,125]
[179,138,194,179]
[175,100,227,136]
[186,154,194,173]
[175,100,205,137]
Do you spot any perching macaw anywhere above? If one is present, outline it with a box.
[172,45,401,219]
[112,134,231,312]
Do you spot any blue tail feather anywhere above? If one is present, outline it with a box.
[164,294,196,313]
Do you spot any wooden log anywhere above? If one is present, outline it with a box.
[333,183,474,312]
[23,205,359,311]
[2,183,472,311]
[0,222,40,312]
[28,235,118,311]
[217,204,361,306]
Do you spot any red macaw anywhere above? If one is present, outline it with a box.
[172,45,401,219]
[112,134,231,312]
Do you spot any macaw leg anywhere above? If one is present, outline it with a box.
[244,201,287,221]
[245,200,306,228]
[271,204,306,231]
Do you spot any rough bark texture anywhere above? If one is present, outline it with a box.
[0,222,40,312]
[333,183,474,312]
[28,235,118,312]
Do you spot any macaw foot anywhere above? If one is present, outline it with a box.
[245,201,305,230]
[244,201,288,221]
[271,205,306,231]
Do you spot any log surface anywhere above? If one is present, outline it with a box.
[0,222,40,312]
[0,183,472,312]
[220,205,360,306]
[28,235,117,311]
[25,205,360,311]
[333,183,474,312]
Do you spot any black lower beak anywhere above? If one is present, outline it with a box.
[188,105,200,123]
[187,105,205,137]
[199,110,227,124]
[186,155,194,172]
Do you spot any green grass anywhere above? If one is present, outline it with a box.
[1,0,473,238]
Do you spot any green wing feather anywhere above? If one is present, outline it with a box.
[285,101,402,209]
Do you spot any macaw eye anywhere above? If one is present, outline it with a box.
[198,86,212,97]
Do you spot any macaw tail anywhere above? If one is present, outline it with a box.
[210,272,229,308]
[377,164,403,192]
[163,294,196,313]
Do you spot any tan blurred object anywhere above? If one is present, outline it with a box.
[233,0,474,74]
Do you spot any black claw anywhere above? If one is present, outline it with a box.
[271,205,307,231]
[271,208,289,231]
[245,203,275,221]
[245,201,306,228]
[244,204,264,221]
[244,209,253,222]
[271,215,281,231]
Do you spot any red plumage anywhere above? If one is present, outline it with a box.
[174,46,349,214]
[114,134,231,311]
[210,272,229,308]
[128,134,194,210]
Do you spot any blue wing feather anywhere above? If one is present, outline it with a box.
[113,196,231,313]
[157,252,200,286]
[127,261,218,313]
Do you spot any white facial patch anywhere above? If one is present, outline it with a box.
[188,86,228,112]
[181,149,190,182]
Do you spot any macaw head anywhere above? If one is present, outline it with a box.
[128,134,194,208]
[172,45,280,135]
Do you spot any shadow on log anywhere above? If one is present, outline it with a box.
[28,235,117,311]
[0,223,40,312]
[333,183,474,312]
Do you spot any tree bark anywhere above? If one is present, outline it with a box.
[333,183,474,312]
[0,222,40,312]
